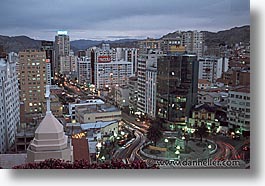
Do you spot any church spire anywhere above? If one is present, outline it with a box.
[45,85,51,114]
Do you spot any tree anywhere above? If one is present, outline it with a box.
[210,123,217,135]
[147,119,163,146]
[195,123,209,142]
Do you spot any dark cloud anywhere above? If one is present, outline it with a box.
[0,0,250,40]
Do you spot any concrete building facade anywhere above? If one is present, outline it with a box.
[77,57,91,85]
[95,60,132,90]
[227,86,250,136]
[182,31,204,58]
[0,53,20,153]
[75,104,121,124]
[198,57,229,84]
[128,76,138,115]
[54,31,70,74]
[18,49,46,114]
[137,51,164,117]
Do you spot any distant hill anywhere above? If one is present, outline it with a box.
[70,39,139,51]
[0,35,42,53]
[70,39,102,51]
[203,25,250,47]
[0,25,250,53]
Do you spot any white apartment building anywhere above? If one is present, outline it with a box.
[227,86,250,135]
[198,57,229,84]
[95,60,132,90]
[123,48,138,75]
[77,57,91,85]
[0,53,20,153]
[137,50,164,117]
[146,67,157,118]
[94,47,117,63]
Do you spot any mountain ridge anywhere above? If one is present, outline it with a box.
[0,25,250,53]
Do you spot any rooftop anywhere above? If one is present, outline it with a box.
[97,59,132,64]
[80,120,118,130]
[71,99,105,106]
[198,79,211,84]
[230,86,250,93]
[72,138,90,162]
[193,103,217,113]
[76,104,120,115]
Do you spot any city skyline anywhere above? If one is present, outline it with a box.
[0,0,251,170]
[0,0,250,41]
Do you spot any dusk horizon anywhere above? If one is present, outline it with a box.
[0,0,249,41]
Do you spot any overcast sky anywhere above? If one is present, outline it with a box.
[0,0,250,41]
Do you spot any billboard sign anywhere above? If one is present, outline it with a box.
[98,56,111,63]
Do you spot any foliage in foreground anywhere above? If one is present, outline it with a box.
[12,158,159,169]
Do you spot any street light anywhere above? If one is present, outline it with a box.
[182,136,185,140]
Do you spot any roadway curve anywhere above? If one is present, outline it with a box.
[112,119,146,163]
[213,141,240,160]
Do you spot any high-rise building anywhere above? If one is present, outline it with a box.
[18,49,47,114]
[77,57,91,85]
[137,50,164,117]
[198,57,229,84]
[146,66,157,118]
[0,53,20,153]
[54,31,70,74]
[41,41,54,85]
[59,53,77,77]
[138,38,161,55]
[182,31,204,58]
[123,48,138,75]
[95,60,132,90]
[128,76,138,115]
[156,54,198,128]
[161,36,183,54]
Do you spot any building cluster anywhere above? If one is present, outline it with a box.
[0,28,250,166]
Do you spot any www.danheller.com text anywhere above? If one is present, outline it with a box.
[150,158,242,168]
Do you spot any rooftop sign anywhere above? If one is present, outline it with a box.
[57,31,68,35]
